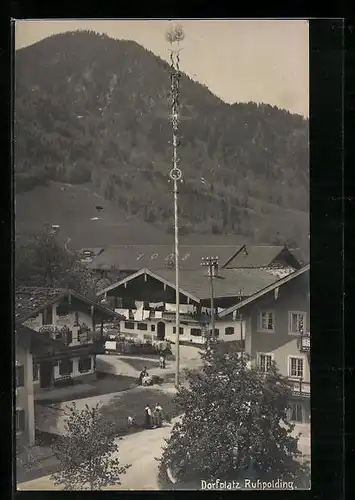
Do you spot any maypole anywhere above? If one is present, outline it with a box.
[166,24,185,387]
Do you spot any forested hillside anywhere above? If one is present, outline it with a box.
[15,30,309,250]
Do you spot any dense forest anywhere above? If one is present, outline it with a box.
[15,30,309,251]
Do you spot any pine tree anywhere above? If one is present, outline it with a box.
[158,344,310,489]
[51,403,131,490]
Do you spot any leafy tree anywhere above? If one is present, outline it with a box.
[16,442,42,478]
[158,344,310,489]
[15,225,98,298]
[51,402,131,490]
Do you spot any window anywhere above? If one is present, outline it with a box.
[190,328,202,337]
[225,327,234,336]
[259,311,275,332]
[289,357,304,378]
[59,359,73,376]
[173,327,184,335]
[33,363,39,381]
[210,329,219,337]
[289,312,306,334]
[289,402,303,423]
[16,409,25,432]
[42,306,53,325]
[78,328,89,343]
[79,357,92,373]
[74,311,80,326]
[63,329,73,345]
[16,365,25,388]
[259,353,273,372]
[151,325,156,332]
[124,321,135,330]
[137,323,148,331]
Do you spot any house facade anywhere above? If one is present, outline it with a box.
[15,324,67,447]
[97,266,284,345]
[15,328,35,447]
[219,265,310,425]
[15,287,120,391]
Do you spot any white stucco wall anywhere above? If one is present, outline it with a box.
[118,316,245,344]
[53,355,95,379]
[16,341,35,446]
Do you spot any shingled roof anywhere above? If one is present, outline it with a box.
[219,264,310,318]
[157,268,282,299]
[98,267,283,301]
[88,244,243,271]
[15,286,120,323]
[224,245,298,269]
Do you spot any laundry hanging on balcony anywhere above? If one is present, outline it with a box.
[149,302,164,309]
[179,304,194,314]
[142,310,150,320]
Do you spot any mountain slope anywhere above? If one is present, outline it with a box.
[15,30,309,249]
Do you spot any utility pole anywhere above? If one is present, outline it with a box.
[166,24,185,388]
[201,256,219,344]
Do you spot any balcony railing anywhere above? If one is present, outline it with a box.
[298,332,310,353]
[288,378,310,397]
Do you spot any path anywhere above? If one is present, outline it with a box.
[18,418,181,491]
[96,344,204,379]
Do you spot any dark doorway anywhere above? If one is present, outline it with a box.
[40,361,53,388]
[157,322,166,341]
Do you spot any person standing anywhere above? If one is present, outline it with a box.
[154,403,163,427]
[159,353,165,369]
[145,405,152,429]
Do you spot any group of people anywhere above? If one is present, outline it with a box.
[144,403,164,429]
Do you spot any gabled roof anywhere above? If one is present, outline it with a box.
[97,267,283,302]
[223,245,296,269]
[15,286,120,323]
[97,268,201,303]
[218,264,310,318]
[88,244,242,271]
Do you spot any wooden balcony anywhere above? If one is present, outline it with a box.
[288,378,310,398]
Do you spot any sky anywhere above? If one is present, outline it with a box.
[15,19,309,117]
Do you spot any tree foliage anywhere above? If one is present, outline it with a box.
[51,402,131,490]
[15,225,98,298]
[15,30,309,251]
[159,344,310,488]
[16,442,42,475]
